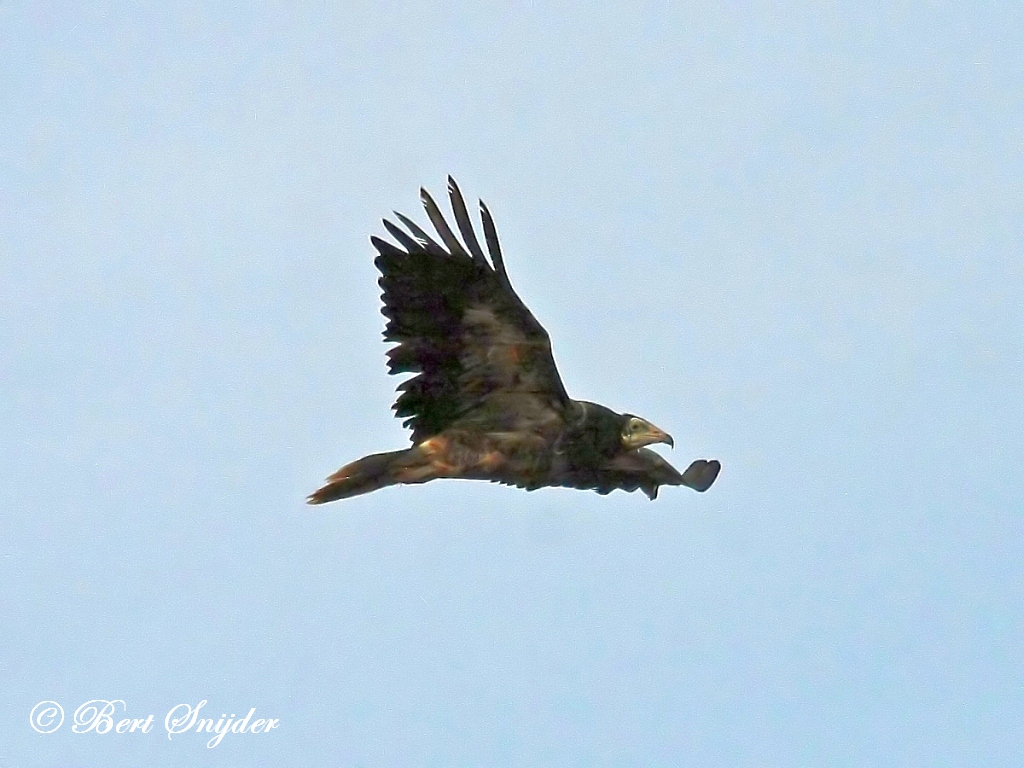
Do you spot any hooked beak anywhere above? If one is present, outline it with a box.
[652,426,674,449]
[624,421,674,450]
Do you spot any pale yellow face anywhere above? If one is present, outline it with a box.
[621,416,674,450]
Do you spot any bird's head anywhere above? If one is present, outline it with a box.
[620,415,674,451]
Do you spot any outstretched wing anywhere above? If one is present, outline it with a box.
[372,177,570,443]
[553,451,721,499]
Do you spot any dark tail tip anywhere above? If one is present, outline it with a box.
[307,449,412,505]
[306,482,357,505]
[307,472,389,505]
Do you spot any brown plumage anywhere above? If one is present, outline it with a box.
[308,178,720,503]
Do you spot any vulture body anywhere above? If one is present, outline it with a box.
[308,179,720,503]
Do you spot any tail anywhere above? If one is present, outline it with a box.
[307,448,424,504]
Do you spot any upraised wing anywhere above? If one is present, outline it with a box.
[372,177,570,443]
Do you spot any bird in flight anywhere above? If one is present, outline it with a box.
[308,178,720,503]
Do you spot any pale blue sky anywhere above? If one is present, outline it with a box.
[2,2,1022,765]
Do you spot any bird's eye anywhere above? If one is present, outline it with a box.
[630,419,644,432]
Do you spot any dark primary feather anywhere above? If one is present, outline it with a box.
[420,187,471,260]
[447,176,487,265]
[374,182,569,443]
[381,218,421,253]
[392,211,448,256]
[479,200,514,296]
